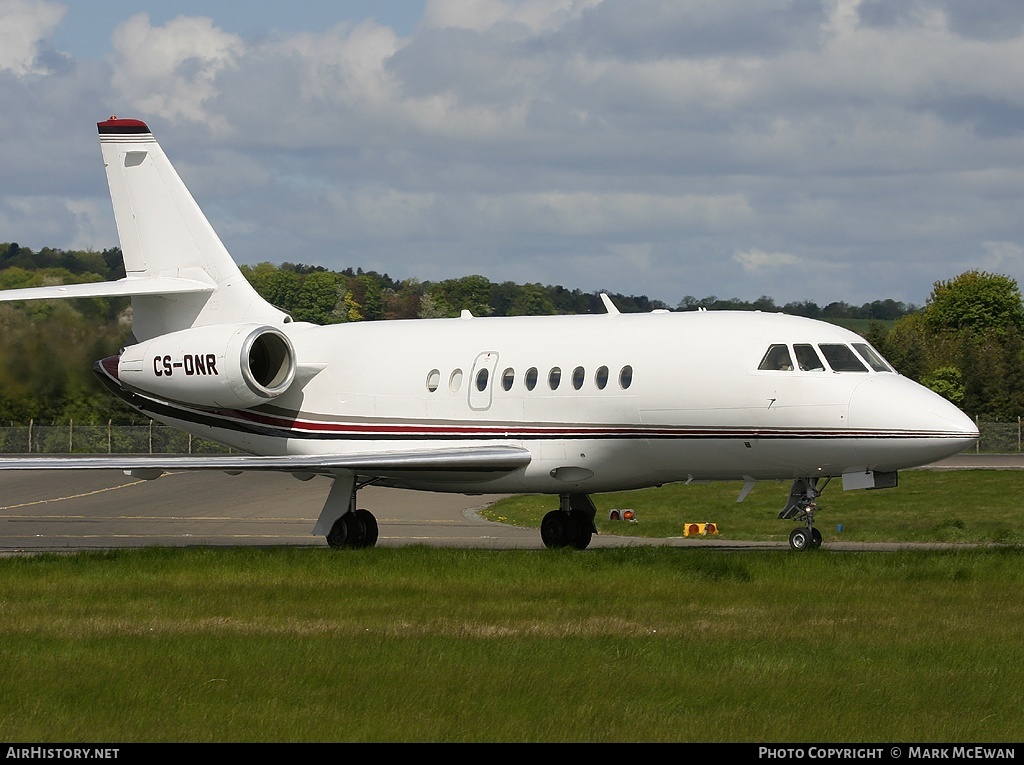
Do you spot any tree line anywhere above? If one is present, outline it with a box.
[1,241,920,323]
[0,243,1019,424]
[874,270,1024,421]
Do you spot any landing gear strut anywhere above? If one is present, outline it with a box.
[541,494,597,550]
[779,477,828,551]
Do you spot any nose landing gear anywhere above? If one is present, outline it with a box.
[780,477,828,551]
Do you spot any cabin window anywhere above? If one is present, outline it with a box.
[453,363,631,394]
[449,369,463,392]
[572,366,585,390]
[619,365,633,389]
[794,344,825,371]
[852,343,893,372]
[758,344,793,371]
[818,344,868,372]
[426,369,440,392]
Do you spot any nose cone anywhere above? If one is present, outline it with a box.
[848,374,978,469]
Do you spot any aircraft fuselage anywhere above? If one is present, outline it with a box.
[100,307,978,496]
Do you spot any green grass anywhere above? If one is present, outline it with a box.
[2,545,1024,742]
[483,470,1024,545]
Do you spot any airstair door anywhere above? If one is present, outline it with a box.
[469,351,499,411]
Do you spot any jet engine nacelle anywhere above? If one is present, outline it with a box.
[117,324,296,409]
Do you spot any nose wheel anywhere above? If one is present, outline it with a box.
[788,525,823,551]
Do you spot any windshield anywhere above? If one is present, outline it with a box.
[794,344,825,371]
[852,342,893,372]
[818,344,868,372]
[758,344,794,371]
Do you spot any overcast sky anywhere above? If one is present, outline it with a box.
[1,0,1022,308]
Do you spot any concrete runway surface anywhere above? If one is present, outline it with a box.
[0,453,1017,553]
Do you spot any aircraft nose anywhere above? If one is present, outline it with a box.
[848,374,978,467]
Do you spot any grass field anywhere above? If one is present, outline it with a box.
[483,469,1024,545]
[1,545,1024,742]
[2,470,1024,743]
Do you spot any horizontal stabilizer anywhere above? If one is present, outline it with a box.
[0,277,215,303]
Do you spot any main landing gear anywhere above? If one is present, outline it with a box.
[327,507,379,549]
[323,478,380,549]
[779,477,828,551]
[541,494,598,550]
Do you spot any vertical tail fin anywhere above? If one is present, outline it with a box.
[97,118,288,340]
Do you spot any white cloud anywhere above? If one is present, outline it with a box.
[982,241,1024,272]
[63,197,115,251]
[0,195,114,252]
[2,1,1024,307]
[733,248,802,273]
[0,0,65,75]
[277,20,402,107]
[423,0,599,35]
[110,13,243,129]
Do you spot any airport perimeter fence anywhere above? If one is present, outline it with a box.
[0,417,1018,454]
[0,421,233,455]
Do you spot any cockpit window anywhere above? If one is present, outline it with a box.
[852,343,893,373]
[794,344,825,371]
[758,344,794,371]
[818,344,868,372]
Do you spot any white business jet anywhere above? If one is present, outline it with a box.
[0,118,978,550]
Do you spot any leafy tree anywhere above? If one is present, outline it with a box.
[924,270,1024,335]
[383,279,423,319]
[353,274,383,321]
[240,262,302,315]
[428,275,493,317]
[342,291,363,322]
[292,271,339,324]
[508,283,557,316]
[920,367,966,407]
[864,299,909,321]
[417,292,451,319]
[822,301,854,320]
[489,281,521,316]
[783,300,821,319]
[881,271,1024,418]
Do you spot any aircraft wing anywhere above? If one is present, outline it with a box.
[0,445,532,480]
[0,276,215,302]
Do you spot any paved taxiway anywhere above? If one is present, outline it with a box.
[0,453,1018,553]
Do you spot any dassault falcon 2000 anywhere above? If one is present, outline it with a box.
[0,118,978,550]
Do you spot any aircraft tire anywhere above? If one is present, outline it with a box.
[789,527,811,551]
[541,510,578,549]
[569,509,593,550]
[327,511,376,549]
[810,527,823,548]
[326,515,350,549]
[355,508,379,548]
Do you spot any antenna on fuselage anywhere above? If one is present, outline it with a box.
[599,293,620,315]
